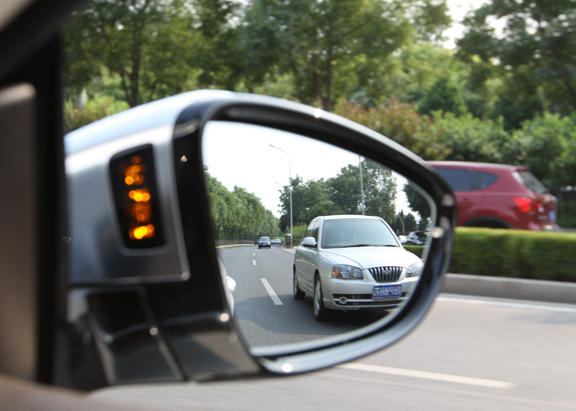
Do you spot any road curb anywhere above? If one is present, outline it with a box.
[442,274,576,305]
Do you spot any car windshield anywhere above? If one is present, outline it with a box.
[321,219,398,248]
[414,232,426,240]
[513,171,548,194]
[261,237,270,241]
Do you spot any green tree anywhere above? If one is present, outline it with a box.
[418,77,468,116]
[334,99,450,160]
[278,177,341,227]
[404,183,431,220]
[204,169,279,240]
[242,0,450,111]
[457,0,576,114]
[514,112,576,192]
[63,0,204,107]
[392,214,405,234]
[417,216,429,231]
[489,96,543,130]
[328,161,397,222]
[64,95,129,132]
[431,112,522,164]
[403,213,417,232]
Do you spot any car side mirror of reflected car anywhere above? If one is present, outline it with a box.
[64,90,456,391]
[302,237,318,247]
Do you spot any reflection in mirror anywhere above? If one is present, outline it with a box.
[202,121,433,349]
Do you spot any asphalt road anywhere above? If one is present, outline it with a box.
[218,244,390,347]
[90,259,576,411]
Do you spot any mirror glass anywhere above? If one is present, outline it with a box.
[202,121,433,349]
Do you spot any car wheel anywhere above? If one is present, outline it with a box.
[313,275,330,321]
[293,269,305,300]
[258,245,261,249]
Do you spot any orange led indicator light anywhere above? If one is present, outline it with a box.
[121,155,155,240]
[129,224,156,240]
[129,188,151,202]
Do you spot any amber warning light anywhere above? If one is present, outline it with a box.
[110,146,164,248]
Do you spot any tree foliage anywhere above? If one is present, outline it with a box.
[403,212,418,232]
[418,77,468,116]
[278,161,397,227]
[64,95,129,132]
[404,183,431,220]
[458,0,576,114]
[205,170,279,240]
[334,99,450,160]
[64,0,213,107]
[241,0,449,111]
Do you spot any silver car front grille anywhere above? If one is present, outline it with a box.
[369,266,402,282]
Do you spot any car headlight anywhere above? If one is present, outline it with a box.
[332,264,364,280]
[406,262,424,277]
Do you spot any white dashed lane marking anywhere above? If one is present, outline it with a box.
[338,363,514,389]
[260,278,283,305]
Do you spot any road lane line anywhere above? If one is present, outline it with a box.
[260,278,283,305]
[438,294,576,313]
[338,363,514,389]
[253,260,257,266]
[253,253,255,256]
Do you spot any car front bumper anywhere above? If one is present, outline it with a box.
[323,276,419,310]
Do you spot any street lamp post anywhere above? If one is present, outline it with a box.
[359,155,365,215]
[270,144,293,246]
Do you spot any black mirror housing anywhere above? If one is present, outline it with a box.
[64,91,456,390]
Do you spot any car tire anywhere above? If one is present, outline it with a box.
[293,269,305,300]
[313,275,330,321]
[258,245,261,249]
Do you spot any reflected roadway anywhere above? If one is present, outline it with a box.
[217,244,387,347]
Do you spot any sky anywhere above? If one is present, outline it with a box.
[202,122,415,219]
[443,0,495,49]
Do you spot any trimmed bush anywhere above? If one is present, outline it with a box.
[448,227,576,282]
[404,245,424,258]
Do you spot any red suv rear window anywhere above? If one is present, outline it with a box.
[434,168,499,192]
[513,171,548,194]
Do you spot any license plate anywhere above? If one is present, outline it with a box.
[549,210,556,221]
[373,285,402,298]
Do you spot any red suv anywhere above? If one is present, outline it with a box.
[428,161,559,230]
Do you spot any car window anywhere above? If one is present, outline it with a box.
[434,168,478,192]
[477,171,498,188]
[304,220,315,239]
[513,171,548,194]
[321,219,398,248]
[310,220,320,241]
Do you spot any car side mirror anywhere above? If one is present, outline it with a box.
[64,90,456,391]
[302,237,317,247]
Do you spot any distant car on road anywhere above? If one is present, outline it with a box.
[293,215,423,321]
[271,239,281,245]
[406,231,427,246]
[429,161,558,230]
[258,236,271,249]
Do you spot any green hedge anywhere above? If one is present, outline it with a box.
[449,227,576,282]
[404,228,576,282]
[403,245,425,258]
